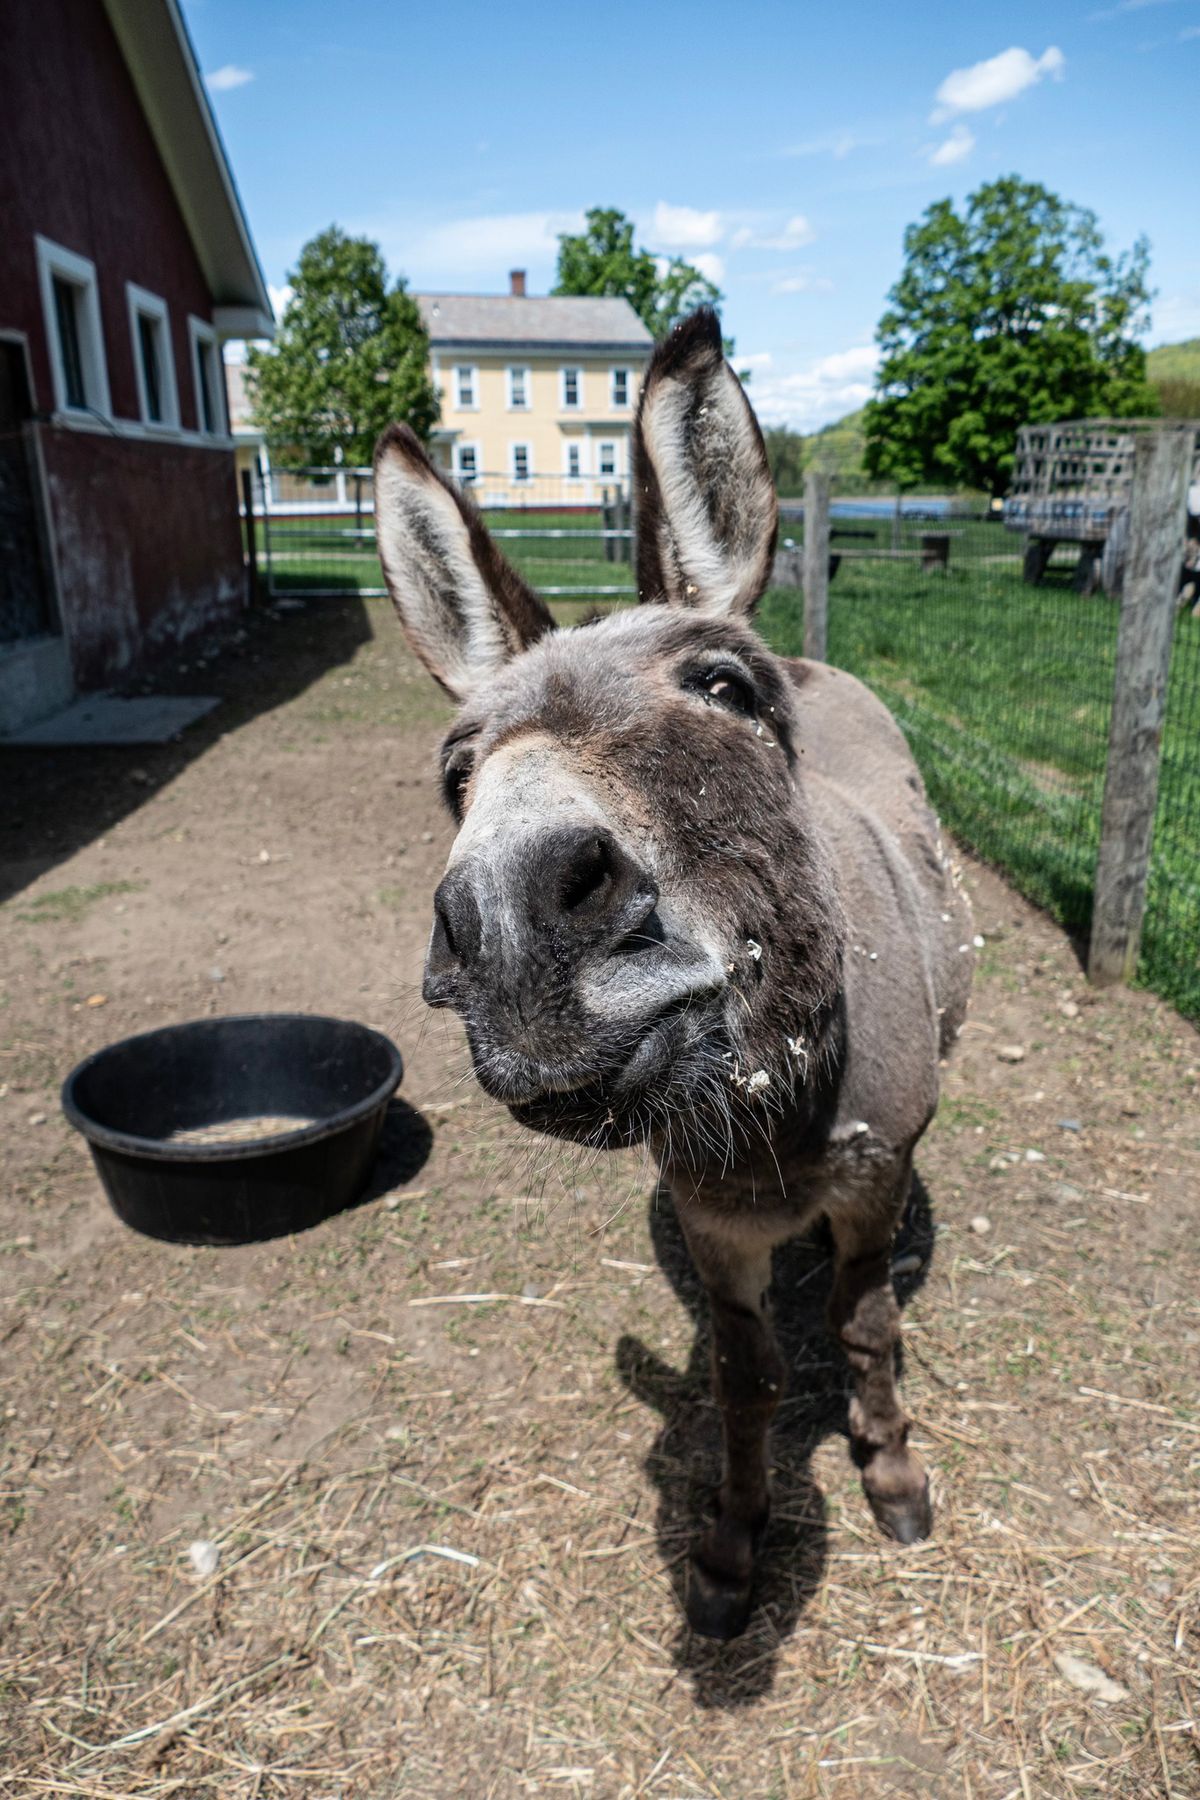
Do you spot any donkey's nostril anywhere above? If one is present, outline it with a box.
[560,834,612,915]
[433,899,458,962]
[536,826,657,944]
[430,868,483,971]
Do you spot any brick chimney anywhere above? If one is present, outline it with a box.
[509,269,526,298]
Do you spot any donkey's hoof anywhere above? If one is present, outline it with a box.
[867,1477,933,1545]
[685,1558,755,1640]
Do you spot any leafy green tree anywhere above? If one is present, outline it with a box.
[864,178,1157,496]
[246,227,439,466]
[553,207,726,343]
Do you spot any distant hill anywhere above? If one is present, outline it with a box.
[763,408,872,496]
[1147,338,1200,417]
[1147,338,1200,382]
[806,408,868,484]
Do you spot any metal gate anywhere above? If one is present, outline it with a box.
[246,466,635,604]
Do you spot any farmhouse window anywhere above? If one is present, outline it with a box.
[561,367,581,409]
[52,279,87,409]
[127,285,180,430]
[566,442,582,480]
[511,443,532,482]
[455,443,479,482]
[611,368,630,408]
[507,365,529,409]
[36,236,112,419]
[597,441,617,478]
[455,365,477,409]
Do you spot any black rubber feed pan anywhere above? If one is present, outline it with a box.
[62,1014,403,1245]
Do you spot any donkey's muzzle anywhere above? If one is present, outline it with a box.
[425,826,658,995]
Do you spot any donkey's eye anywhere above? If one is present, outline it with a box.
[442,753,474,820]
[691,665,757,717]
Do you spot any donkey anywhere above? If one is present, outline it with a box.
[373,308,973,1639]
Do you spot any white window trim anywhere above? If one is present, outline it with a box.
[596,440,619,479]
[506,364,531,410]
[510,441,533,482]
[453,364,478,411]
[453,440,481,483]
[610,366,631,410]
[187,315,225,436]
[35,235,112,420]
[126,283,180,430]
[562,439,586,480]
[560,365,583,411]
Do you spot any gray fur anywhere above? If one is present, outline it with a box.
[373,312,973,1640]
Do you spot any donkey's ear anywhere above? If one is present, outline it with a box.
[633,308,777,617]
[373,425,554,699]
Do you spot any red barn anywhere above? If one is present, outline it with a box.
[0,0,273,735]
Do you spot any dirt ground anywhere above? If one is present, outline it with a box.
[1,595,1197,1799]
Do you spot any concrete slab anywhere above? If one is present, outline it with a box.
[4,694,220,747]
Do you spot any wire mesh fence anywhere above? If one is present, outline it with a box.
[242,468,1200,1021]
[757,510,1200,1026]
[1147,628,1200,1022]
[247,467,636,603]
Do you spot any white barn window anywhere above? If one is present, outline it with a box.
[35,235,111,418]
[126,284,179,428]
[188,317,224,435]
[560,366,581,409]
[454,365,477,409]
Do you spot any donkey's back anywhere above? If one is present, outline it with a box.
[786,657,974,1143]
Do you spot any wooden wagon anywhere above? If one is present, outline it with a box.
[1004,418,1200,597]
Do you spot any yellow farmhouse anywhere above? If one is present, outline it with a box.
[416,272,653,504]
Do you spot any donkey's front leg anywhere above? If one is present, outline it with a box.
[828,1162,932,1545]
[678,1219,784,1639]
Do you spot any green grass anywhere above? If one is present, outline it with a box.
[14,880,144,925]
[758,529,1200,1024]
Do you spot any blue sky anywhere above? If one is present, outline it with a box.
[185,0,1195,431]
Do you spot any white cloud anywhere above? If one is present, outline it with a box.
[931,46,1064,121]
[771,272,834,295]
[268,283,294,320]
[928,123,976,167]
[732,215,816,253]
[749,344,879,432]
[206,64,255,92]
[691,252,725,284]
[736,351,774,371]
[651,202,724,249]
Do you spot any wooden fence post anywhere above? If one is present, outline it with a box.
[803,470,831,661]
[240,467,259,608]
[1088,426,1191,987]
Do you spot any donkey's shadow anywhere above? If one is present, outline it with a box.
[614,1172,935,1708]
